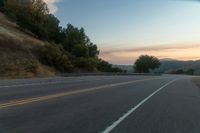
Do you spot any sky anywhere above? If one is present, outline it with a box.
[45,0,200,64]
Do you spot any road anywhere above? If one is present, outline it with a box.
[0,75,200,133]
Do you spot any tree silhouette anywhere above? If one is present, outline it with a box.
[134,55,161,73]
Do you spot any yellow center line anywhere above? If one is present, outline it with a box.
[0,77,167,109]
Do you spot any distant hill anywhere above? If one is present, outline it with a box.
[113,59,200,75]
[154,59,200,75]
[112,65,134,73]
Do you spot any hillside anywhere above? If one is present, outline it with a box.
[0,12,55,78]
[154,59,200,74]
[113,59,200,75]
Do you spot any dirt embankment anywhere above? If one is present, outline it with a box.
[0,12,56,79]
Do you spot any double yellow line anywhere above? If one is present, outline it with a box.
[0,77,165,110]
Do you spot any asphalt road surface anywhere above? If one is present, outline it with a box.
[0,75,200,133]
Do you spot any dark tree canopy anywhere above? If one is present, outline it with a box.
[62,24,99,58]
[134,55,161,73]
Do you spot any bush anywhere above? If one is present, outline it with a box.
[74,57,97,71]
[72,44,89,57]
[4,0,61,41]
[110,67,124,73]
[39,44,73,72]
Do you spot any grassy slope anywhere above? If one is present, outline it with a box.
[193,77,200,88]
[0,12,56,79]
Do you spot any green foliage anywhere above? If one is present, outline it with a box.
[62,24,87,52]
[96,59,112,72]
[2,0,116,73]
[72,44,89,57]
[88,43,99,57]
[74,57,97,71]
[4,0,61,41]
[62,24,99,57]
[134,55,161,73]
[170,69,194,75]
[96,59,123,72]
[39,44,73,72]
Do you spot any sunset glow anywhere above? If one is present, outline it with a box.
[100,43,200,64]
[55,0,200,64]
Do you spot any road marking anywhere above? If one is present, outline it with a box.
[0,77,120,89]
[101,79,177,133]
[0,77,165,109]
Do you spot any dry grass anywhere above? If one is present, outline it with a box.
[193,77,200,88]
[0,12,56,79]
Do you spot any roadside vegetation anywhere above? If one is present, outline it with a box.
[169,69,195,75]
[193,77,200,88]
[0,0,123,78]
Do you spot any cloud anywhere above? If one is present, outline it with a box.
[99,43,200,64]
[101,43,200,54]
[44,0,62,14]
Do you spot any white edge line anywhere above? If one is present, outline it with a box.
[101,79,177,133]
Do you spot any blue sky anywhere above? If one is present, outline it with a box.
[47,0,200,64]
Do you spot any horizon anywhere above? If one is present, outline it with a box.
[45,0,200,64]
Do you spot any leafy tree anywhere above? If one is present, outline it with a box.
[4,0,62,41]
[110,67,124,73]
[72,44,89,57]
[96,59,112,72]
[2,0,116,73]
[134,55,161,73]
[44,14,62,42]
[62,24,87,52]
[88,43,99,57]
[62,24,99,56]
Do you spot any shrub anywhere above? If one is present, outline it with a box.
[74,57,97,71]
[25,62,38,73]
[39,44,73,72]
[72,44,89,57]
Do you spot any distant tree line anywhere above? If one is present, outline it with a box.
[169,69,194,75]
[0,0,123,73]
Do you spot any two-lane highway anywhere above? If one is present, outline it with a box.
[0,75,199,133]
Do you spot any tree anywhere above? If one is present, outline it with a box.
[62,24,87,52]
[4,0,60,40]
[62,24,99,58]
[72,44,89,57]
[134,55,161,73]
[88,43,99,57]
